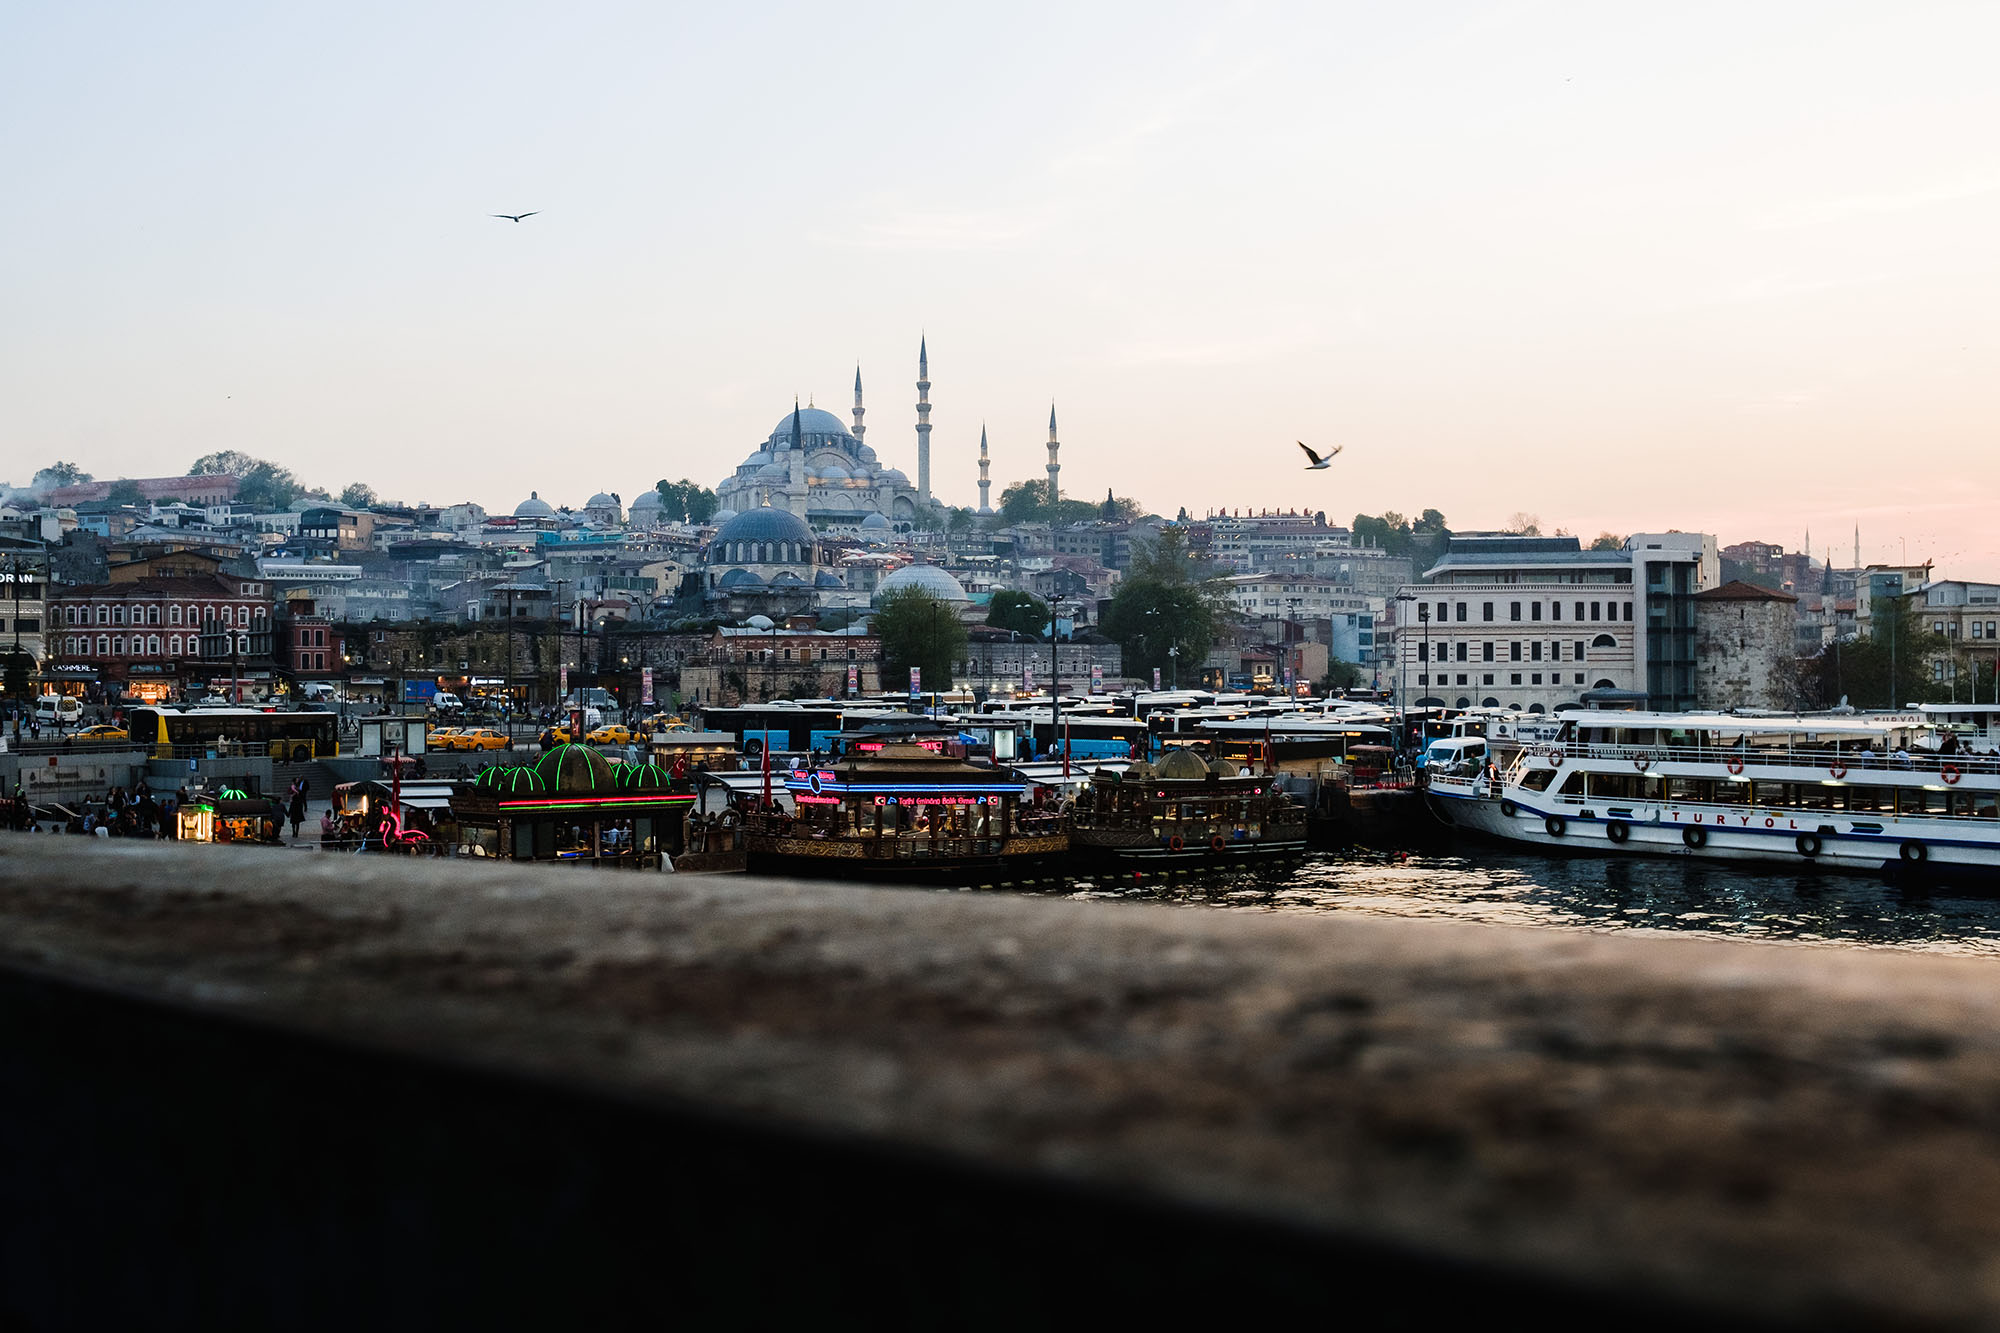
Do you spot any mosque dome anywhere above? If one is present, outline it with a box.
[859,512,892,532]
[716,505,814,547]
[514,492,555,518]
[813,463,851,483]
[709,508,739,525]
[814,570,845,588]
[758,460,790,479]
[875,564,968,606]
[718,568,767,590]
[876,467,909,486]
[772,406,853,439]
[629,490,662,513]
[586,492,617,508]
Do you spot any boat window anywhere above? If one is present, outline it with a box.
[1959,791,1998,818]
[1518,768,1554,792]
[1752,782,1789,807]
[1666,777,1708,803]
[1547,769,1579,796]
[1898,788,1946,817]
[1714,779,1749,805]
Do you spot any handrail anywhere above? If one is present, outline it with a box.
[1522,741,2000,777]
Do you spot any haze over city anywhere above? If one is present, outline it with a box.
[6,1,1996,572]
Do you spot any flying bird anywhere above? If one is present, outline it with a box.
[491,212,540,222]
[1297,441,1342,470]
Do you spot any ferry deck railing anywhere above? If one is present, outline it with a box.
[1512,741,2000,779]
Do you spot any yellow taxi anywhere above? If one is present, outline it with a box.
[585,723,635,746]
[427,726,463,747]
[450,728,513,752]
[76,723,129,742]
[639,714,690,735]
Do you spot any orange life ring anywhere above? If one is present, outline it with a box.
[1548,750,1563,767]
[1632,755,1649,772]
[1829,762,1847,779]
[1209,834,1226,852]
[1168,834,1184,852]
[1942,763,1961,785]
[1726,757,1744,775]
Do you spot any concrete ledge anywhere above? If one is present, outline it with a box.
[4,843,2000,1327]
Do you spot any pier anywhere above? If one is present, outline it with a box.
[7,843,2000,1327]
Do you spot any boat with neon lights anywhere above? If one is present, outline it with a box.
[1068,745,1308,871]
[742,742,1067,884]
[449,742,697,867]
[1427,710,2000,879]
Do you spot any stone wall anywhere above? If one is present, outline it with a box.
[1694,596,1798,710]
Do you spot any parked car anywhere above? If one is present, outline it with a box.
[75,723,129,742]
[585,723,635,746]
[450,728,513,752]
[35,695,83,726]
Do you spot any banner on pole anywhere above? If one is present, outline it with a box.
[641,667,654,706]
[1152,667,1162,690]
[1022,665,1033,694]
[559,665,568,697]
[908,666,921,703]
[1090,663,1103,695]
[847,663,858,697]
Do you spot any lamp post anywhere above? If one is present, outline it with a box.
[1394,593,1417,758]
[1167,643,1179,691]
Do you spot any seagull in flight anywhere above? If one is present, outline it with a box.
[1298,441,1342,470]
[491,211,540,222]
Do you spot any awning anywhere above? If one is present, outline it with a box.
[398,795,455,811]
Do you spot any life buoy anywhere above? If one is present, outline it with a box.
[1633,755,1649,772]
[1942,764,1961,785]
[1796,833,1821,858]
[1548,750,1563,767]
[1606,820,1630,843]
[1726,756,1744,775]
[1682,826,1707,849]
[1829,763,1847,780]
[1167,834,1184,852]
[1900,840,1928,863]
[718,809,741,828]
[1544,815,1567,837]
[1500,798,1518,818]
[1209,834,1226,853]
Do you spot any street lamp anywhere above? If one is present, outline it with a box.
[1394,592,1417,758]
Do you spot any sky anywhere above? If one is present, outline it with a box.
[4,1,1997,576]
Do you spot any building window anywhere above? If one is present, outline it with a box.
[1623,602,1633,621]
[1417,643,1427,662]
[1592,634,1617,648]
[112,636,124,656]
[1456,673,1467,685]
[1590,601,1601,621]
[1483,673,1494,684]
[1418,674,1428,686]
[96,607,108,625]
[170,605,182,626]
[96,635,107,655]
[1530,602,1542,621]
[1550,602,1562,622]
[1510,673,1523,685]
[1975,622,1985,639]
[1531,673,1542,685]
[1509,642,1522,661]
[1482,602,1494,622]
[1509,601,1521,621]
[1575,601,1585,620]
[1575,673,1585,685]
[1575,640,1587,659]
[1455,642,1467,662]
[1455,603,1467,622]
[1482,642,1494,662]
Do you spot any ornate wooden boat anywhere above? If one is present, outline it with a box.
[1069,746,1308,870]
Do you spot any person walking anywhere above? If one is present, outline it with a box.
[288,783,308,840]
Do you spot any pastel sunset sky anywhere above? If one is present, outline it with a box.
[6,1,1995,574]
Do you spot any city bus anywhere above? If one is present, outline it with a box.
[127,706,340,762]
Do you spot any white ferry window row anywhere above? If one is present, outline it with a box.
[1419,601,1634,624]
[1418,674,1594,687]
[1415,638,1618,663]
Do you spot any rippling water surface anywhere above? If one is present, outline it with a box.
[1029,852,2000,955]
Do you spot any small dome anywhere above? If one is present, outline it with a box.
[514,491,554,518]
[718,568,767,590]
[859,512,892,531]
[875,563,967,606]
[740,451,774,472]
[814,570,845,588]
[716,504,814,547]
[812,464,851,483]
[769,570,807,587]
[615,762,673,789]
[533,743,617,794]
[629,491,662,513]
[877,468,909,485]
[586,492,618,508]
[758,460,790,479]
[709,508,739,525]
[1155,749,1212,781]
[1124,761,1155,782]
[1207,758,1240,778]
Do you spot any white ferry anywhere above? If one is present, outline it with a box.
[1427,711,2000,879]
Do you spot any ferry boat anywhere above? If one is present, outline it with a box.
[739,742,1068,884]
[1069,746,1307,871]
[1427,711,2000,879]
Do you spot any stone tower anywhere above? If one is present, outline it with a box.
[977,424,992,514]
[1045,404,1060,505]
[915,337,932,505]
[851,365,865,447]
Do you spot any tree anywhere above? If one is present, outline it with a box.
[1317,660,1364,694]
[1352,512,1413,555]
[1589,532,1626,551]
[1503,512,1543,536]
[947,507,976,533]
[1102,527,1226,681]
[104,480,145,507]
[33,462,91,489]
[873,588,967,691]
[2,649,29,701]
[340,483,378,509]
[999,479,1049,524]
[654,478,719,524]
[187,451,306,510]
[1802,594,1951,709]
[987,590,1050,637]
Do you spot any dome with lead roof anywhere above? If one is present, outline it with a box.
[514,491,555,518]
[874,564,967,606]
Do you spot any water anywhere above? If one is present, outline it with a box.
[1034,852,2000,956]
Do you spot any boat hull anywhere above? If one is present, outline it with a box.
[1430,785,2000,884]
[1070,830,1308,871]
[743,833,1070,886]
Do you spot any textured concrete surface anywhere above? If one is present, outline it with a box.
[6,841,2000,1327]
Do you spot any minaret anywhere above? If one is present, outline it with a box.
[851,365,866,446]
[914,337,932,504]
[1045,404,1061,504]
[977,423,992,514]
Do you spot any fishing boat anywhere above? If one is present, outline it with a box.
[739,742,1068,884]
[1068,746,1308,871]
[1427,710,2000,879]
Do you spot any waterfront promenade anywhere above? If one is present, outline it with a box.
[7,841,2000,1327]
